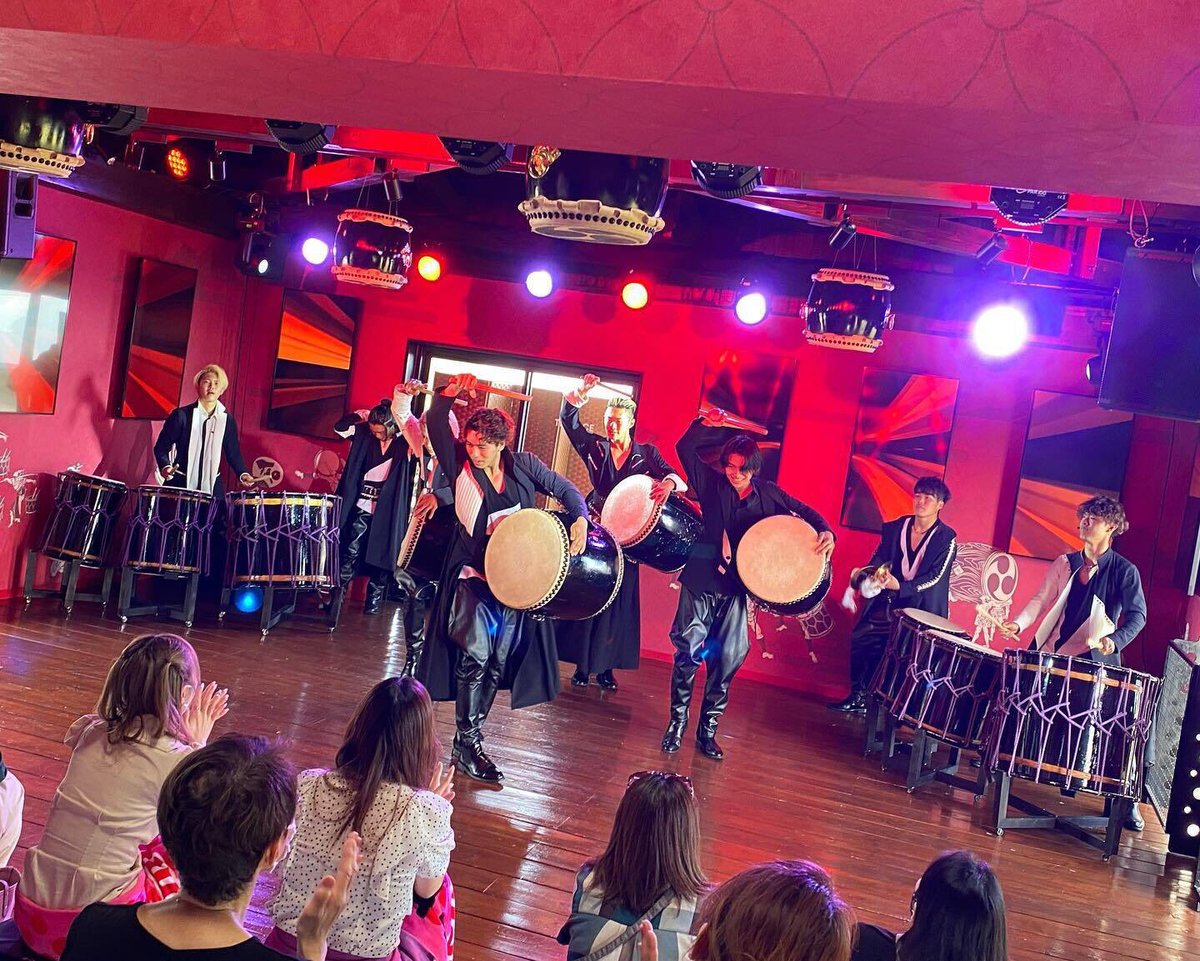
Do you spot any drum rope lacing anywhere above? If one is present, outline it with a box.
[42,473,127,564]
[124,489,216,575]
[225,491,341,588]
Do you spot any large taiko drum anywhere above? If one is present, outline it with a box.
[331,209,413,289]
[40,471,127,566]
[600,475,702,573]
[736,515,831,617]
[870,609,970,709]
[801,268,895,353]
[891,629,1001,750]
[396,505,456,583]
[484,509,623,620]
[983,650,1161,798]
[225,491,340,589]
[123,486,215,576]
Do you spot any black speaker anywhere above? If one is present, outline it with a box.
[1099,248,1200,422]
[0,170,37,259]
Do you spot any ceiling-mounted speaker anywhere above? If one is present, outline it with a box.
[264,119,335,154]
[82,103,147,136]
[438,138,513,175]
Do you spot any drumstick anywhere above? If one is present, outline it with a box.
[598,381,635,400]
[975,604,1019,641]
[698,406,769,436]
[427,383,534,403]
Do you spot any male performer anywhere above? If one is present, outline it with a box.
[154,364,255,495]
[663,409,836,760]
[1002,494,1149,831]
[331,384,424,618]
[828,477,957,713]
[418,373,588,784]
[557,373,687,691]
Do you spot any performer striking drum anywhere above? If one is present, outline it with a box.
[418,373,588,784]
[663,409,835,760]
[557,373,686,691]
[1002,494,1149,830]
[153,364,254,495]
[829,477,957,714]
[331,385,425,618]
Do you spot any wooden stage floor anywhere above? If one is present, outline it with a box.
[2,599,1198,961]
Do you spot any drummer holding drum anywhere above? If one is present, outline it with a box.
[556,373,687,691]
[416,373,589,785]
[663,409,835,760]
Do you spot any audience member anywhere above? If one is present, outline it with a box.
[0,752,23,868]
[16,634,228,959]
[61,735,360,961]
[266,677,456,961]
[559,770,707,961]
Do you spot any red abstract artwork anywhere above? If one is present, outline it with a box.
[0,234,75,414]
[120,259,197,418]
[841,369,959,532]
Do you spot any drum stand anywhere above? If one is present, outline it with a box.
[989,771,1131,860]
[864,696,902,759]
[219,582,336,636]
[23,550,113,616]
[116,568,201,629]
[890,729,990,796]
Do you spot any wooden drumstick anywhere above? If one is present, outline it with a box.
[698,406,769,435]
[975,603,1019,641]
[428,383,534,403]
[598,381,635,400]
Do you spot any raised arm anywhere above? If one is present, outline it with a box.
[426,393,462,482]
[676,417,729,500]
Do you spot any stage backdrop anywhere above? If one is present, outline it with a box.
[1009,389,1134,559]
[0,234,75,414]
[699,348,796,483]
[267,289,361,438]
[119,258,197,418]
[841,368,959,532]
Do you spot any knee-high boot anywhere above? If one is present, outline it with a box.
[452,655,503,783]
[661,655,700,753]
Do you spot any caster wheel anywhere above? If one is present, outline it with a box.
[995,828,1004,837]
[261,630,269,637]
[218,611,226,620]
[119,615,128,624]
[64,607,73,616]
[907,787,916,795]
[973,795,983,804]
[184,621,193,629]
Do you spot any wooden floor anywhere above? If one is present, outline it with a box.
[2,596,1199,961]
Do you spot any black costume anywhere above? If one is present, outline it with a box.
[399,452,453,677]
[666,419,834,758]
[844,515,957,698]
[416,393,587,782]
[555,395,685,686]
[153,401,249,497]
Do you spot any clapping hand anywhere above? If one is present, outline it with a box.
[295,832,362,961]
[182,681,230,748]
[428,762,455,803]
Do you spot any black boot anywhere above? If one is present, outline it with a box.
[697,648,741,760]
[401,610,426,678]
[696,715,724,760]
[364,574,387,615]
[596,670,618,691]
[571,670,589,687]
[827,690,867,713]
[661,658,698,753]
[452,658,503,783]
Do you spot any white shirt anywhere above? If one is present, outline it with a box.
[268,770,454,958]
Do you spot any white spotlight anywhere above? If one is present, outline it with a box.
[525,269,554,298]
[735,291,768,326]
[971,304,1029,359]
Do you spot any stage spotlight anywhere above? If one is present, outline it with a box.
[82,103,147,136]
[165,145,190,180]
[232,585,264,614]
[971,304,1029,359]
[976,231,1008,266]
[525,269,554,298]
[829,218,857,251]
[1085,354,1104,385]
[439,137,514,175]
[689,161,762,199]
[734,289,768,326]
[209,152,227,183]
[416,254,443,282]
[301,236,330,266]
[265,119,334,154]
[621,280,649,310]
[238,231,284,282]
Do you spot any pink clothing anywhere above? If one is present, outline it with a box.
[0,770,23,867]
[15,867,145,961]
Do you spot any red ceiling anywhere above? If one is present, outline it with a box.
[4,1,1200,203]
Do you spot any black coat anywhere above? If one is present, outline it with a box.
[153,403,249,495]
[850,515,957,637]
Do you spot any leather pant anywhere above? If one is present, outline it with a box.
[339,509,389,604]
[400,579,436,677]
[667,586,749,736]
[450,579,520,747]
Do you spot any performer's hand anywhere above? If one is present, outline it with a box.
[161,464,176,480]
[427,762,455,803]
[579,373,601,397]
[649,478,675,505]
[182,681,230,748]
[878,572,899,591]
[354,408,372,422]
[399,379,425,396]
[239,472,256,488]
[816,530,836,559]
[295,832,362,961]
[700,407,727,428]
[569,516,588,556]
[636,921,659,961]
[443,374,478,398]
[413,492,438,522]
[1096,636,1116,656]
[1002,621,1021,636]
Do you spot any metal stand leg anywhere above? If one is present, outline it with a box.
[23,549,37,607]
[181,574,199,628]
[63,560,81,615]
[99,567,113,610]
[989,770,1126,859]
[118,568,135,622]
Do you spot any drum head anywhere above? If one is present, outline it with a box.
[926,629,1000,656]
[896,608,968,637]
[737,515,826,605]
[485,509,568,610]
[600,475,660,546]
[66,471,126,491]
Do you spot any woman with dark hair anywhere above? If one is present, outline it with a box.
[62,735,361,960]
[558,770,707,960]
[266,677,456,961]
[853,850,1007,961]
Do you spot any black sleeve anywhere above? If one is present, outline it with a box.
[1111,560,1148,652]
[641,442,681,482]
[426,394,462,485]
[153,408,184,470]
[774,485,834,537]
[222,412,249,478]
[430,464,454,506]
[334,411,364,434]
[677,419,727,501]
[559,397,598,459]
[524,454,588,523]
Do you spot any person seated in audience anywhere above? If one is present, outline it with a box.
[558,770,707,960]
[61,735,362,961]
[266,677,456,961]
[0,750,23,867]
[15,634,229,960]
[639,858,855,961]
[852,850,1006,961]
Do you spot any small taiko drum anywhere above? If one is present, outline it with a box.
[802,268,895,353]
[518,148,668,246]
[396,505,456,583]
[891,629,1001,749]
[225,491,340,589]
[40,471,127,566]
[123,486,215,576]
[332,209,413,289]
[736,515,831,617]
[600,475,702,573]
[484,509,623,620]
[870,609,970,708]
[983,650,1161,798]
